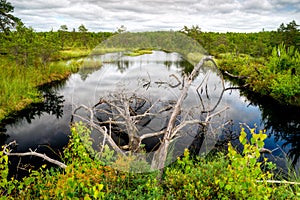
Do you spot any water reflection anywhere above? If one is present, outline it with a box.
[1,51,299,176]
[1,83,66,128]
[1,83,71,179]
[243,91,300,167]
[77,52,195,82]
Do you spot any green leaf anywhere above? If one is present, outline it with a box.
[219,181,225,188]
[252,133,259,140]
[259,133,267,141]
[257,140,264,148]
[225,185,232,191]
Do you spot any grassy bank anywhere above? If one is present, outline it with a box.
[0,46,143,122]
[0,46,161,122]
[0,56,80,122]
[55,48,92,60]
[216,47,300,106]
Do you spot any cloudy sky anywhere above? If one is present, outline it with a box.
[9,0,300,32]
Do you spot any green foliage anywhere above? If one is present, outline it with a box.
[0,123,299,199]
[270,73,300,100]
[3,24,60,67]
[0,22,112,121]
[277,20,300,50]
[220,128,274,199]
[124,49,153,56]
[78,24,88,33]
[181,22,300,106]
[0,57,74,121]
[164,128,298,199]
[217,43,300,106]
[0,0,20,34]
[268,44,300,73]
[259,44,300,104]
[181,26,274,57]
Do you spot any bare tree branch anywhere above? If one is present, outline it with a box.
[224,70,249,79]
[71,55,228,177]
[154,74,182,88]
[151,56,217,170]
[172,120,206,138]
[140,130,166,140]
[72,105,126,156]
[256,180,300,185]
[3,141,67,169]
[204,106,229,122]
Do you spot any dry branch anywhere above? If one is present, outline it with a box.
[256,180,300,185]
[72,106,126,156]
[224,70,249,79]
[3,141,67,169]
[151,56,220,170]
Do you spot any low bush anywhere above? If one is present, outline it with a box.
[0,123,299,199]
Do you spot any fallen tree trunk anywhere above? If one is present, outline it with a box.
[3,141,67,169]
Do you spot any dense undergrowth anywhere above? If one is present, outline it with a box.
[0,123,299,199]
[217,44,300,106]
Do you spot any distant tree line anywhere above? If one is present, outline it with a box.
[0,1,113,68]
[0,22,113,67]
[180,21,300,58]
[56,24,113,50]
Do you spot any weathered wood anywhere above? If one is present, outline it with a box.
[151,56,223,171]
[224,70,249,79]
[3,141,67,169]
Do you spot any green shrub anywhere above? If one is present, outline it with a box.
[0,123,298,199]
[164,127,298,199]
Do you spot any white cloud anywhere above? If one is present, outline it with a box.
[9,0,300,32]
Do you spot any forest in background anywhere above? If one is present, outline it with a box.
[181,21,300,57]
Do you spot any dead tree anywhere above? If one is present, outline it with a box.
[2,56,229,175]
[71,55,229,174]
[150,56,228,170]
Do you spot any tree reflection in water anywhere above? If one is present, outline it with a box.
[243,91,300,167]
[0,83,66,145]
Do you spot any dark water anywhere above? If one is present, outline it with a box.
[1,51,299,177]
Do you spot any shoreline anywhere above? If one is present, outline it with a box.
[1,50,299,123]
[0,48,90,123]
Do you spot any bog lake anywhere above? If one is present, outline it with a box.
[1,51,299,176]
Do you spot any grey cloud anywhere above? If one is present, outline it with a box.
[8,0,300,32]
[11,0,69,10]
[192,0,241,14]
[273,0,300,4]
[241,0,273,13]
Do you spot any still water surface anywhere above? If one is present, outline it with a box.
[1,51,299,176]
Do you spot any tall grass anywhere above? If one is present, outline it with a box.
[0,57,73,121]
[57,48,91,60]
